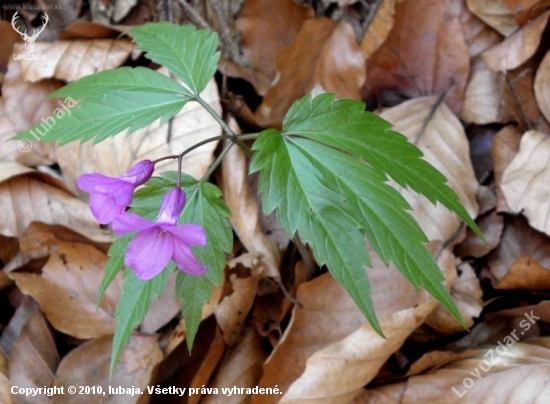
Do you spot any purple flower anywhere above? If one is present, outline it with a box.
[112,188,207,280]
[77,160,154,225]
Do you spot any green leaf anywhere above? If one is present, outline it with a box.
[110,268,167,377]
[129,22,220,96]
[96,234,131,307]
[131,172,232,349]
[250,95,475,334]
[13,67,191,145]
[282,94,483,240]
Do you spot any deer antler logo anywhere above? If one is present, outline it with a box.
[11,11,49,54]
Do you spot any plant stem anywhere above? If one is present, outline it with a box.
[194,95,253,158]
[199,140,234,182]
[178,134,233,159]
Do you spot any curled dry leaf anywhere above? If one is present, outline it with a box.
[220,132,281,279]
[359,338,550,403]
[534,49,550,123]
[466,0,519,36]
[13,39,134,83]
[365,0,469,115]
[425,262,483,333]
[505,0,550,24]
[203,328,267,404]
[57,74,221,194]
[482,10,550,71]
[53,334,162,402]
[501,130,550,235]
[459,0,503,58]
[454,209,504,258]
[214,254,261,346]
[256,18,365,127]
[224,0,314,95]
[8,312,58,404]
[360,0,396,60]
[496,255,550,289]
[255,247,455,404]
[0,297,39,358]
[380,96,479,242]
[491,126,522,212]
[488,215,550,282]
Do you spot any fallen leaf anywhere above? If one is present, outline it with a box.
[0,297,40,357]
[223,0,314,95]
[454,209,504,258]
[360,0,396,59]
[534,49,550,123]
[256,18,365,127]
[13,39,134,83]
[53,334,162,402]
[8,311,58,404]
[482,10,550,71]
[491,126,522,212]
[496,255,550,289]
[505,0,550,24]
[380,96,479,242]
[501,130,550,235]
[466,0,519,35]
[365,0,469,115]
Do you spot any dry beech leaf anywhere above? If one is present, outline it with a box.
[365,0,469,115]
[425,262,483,333]
[459,0,503,59]
[255,246,455,404]
[496,255,550,289]
[488,215,550,281]
[256,18,365,127]
[535,49,550,123]
[3,59,59,165]
[466,0,520,35]
[501,130,550,235]
[8,311,58,404]
[223,0,314,95]
[491,126,522,212]
[505,0,550,24]
[360,0,396,59]
[57,74,220,194]
[359,338,550,403]
[53,334,162,402]
[379,96,479,242]
[9,240,120,339]
[0,297,39,358]
[214,254,261,346]
[482,10,550,71]
[203,328,267,404]
[454,209,504,258]
[0,174,110,242]
[13,39,134,83]
[220,132,281,279]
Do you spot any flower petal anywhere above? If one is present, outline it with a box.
[112,213,155,236]
[125,227,174,280]
[77,173,119,193]
[172,238,207,275]
[157,188,186,224]
[122,160,154,185]
[88,193,125,224]
[164,223,207,246]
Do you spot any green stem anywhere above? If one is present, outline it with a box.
[199,140,234,183]
[194,94,253,158]
[178,134,233,159]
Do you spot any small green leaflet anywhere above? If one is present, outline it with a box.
[250,94,480,334]
[130,172,232,349]
[110,268,168,377]
[129,23,220,96]
[12,67,191,145]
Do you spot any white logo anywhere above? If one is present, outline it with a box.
[11,11,48,54]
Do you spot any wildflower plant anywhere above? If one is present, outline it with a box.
[13,23,483,375]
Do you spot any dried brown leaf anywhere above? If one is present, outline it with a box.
[496,255,550,289]
[365,0,469,115]
[482,10,550,71]
[360,0,396,59]
[505,0,550,24]
[256,18,365,127]
[467,0,520,36]
[380,96,479,242]
[501,130,550,235]
[53,334,162,403]
[534,49,550,123]
[8,312,58,404]
[454,209,504,258]
[491,126,522,212]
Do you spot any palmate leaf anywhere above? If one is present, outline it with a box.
[12,67,191,145]
[250,95,480,334]
[129,23,220,96]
